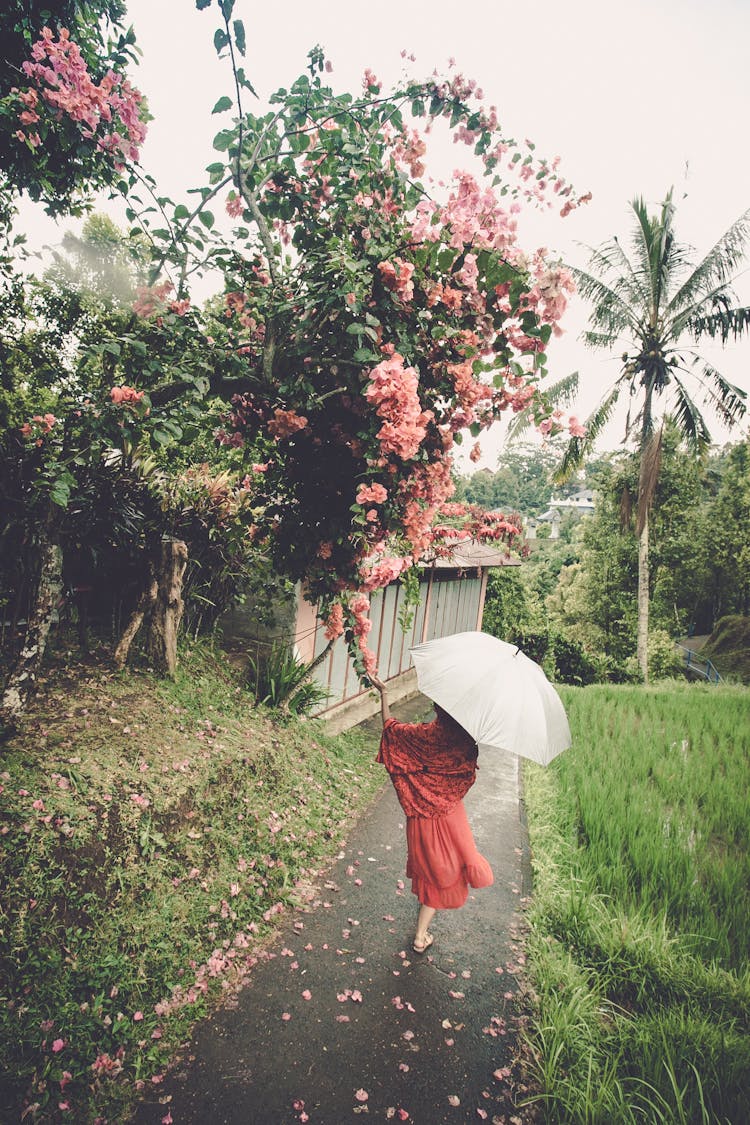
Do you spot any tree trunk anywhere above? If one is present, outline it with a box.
[637,509,649,682]
[145,539,189,677]
[113,564,159,670]
[113,539,188,676]
[0,532,63,734]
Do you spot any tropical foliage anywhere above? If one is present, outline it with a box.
[557,189,750,677]
[1,0,590,728]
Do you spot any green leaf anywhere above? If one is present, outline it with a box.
[212,95,233,114]
[212,129,234,152]
[49,478,72,507]
[102,341,121,356]
[195,0,211,9]
[233,19,246,55]
[198,211,215,230]
[173,204,189,220]
[214,28,229,54]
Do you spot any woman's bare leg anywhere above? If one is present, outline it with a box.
[414,904,436,950]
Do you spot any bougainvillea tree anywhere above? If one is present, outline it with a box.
[145,1,588,677]
[3,0,589,724]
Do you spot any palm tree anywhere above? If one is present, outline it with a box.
[558,189,750,680]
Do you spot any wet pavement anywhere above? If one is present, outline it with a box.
[131,697,534,1125]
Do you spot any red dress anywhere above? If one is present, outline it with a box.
[377,713,494,909]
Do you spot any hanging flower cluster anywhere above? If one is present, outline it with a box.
[13,27,147,168]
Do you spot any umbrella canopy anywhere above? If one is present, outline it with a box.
[410,631,571,766]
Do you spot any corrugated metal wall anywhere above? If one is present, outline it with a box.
[305,570,483,713]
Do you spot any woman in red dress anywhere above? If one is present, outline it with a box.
[371,678,494,953]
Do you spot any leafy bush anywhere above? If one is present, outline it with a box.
[647,628,683,681]
[510,629,550,666]
[549,633,599,686]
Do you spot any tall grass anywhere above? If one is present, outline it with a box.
[523,681,750,1124]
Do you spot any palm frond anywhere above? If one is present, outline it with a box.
[688,303,750,343]
[688,357,748,429]
[585,237,650,309]
[506,371,580,443]
[669,375,712,452]
[553,383,622,484]
[669,280,738,340]
[666,206,750,316]
[582,329,624,349]
[569,265,638,341]
[629,194,669,315]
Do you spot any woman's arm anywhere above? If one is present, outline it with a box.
[368,674,391,723]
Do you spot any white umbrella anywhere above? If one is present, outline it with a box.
[410,631,571,766]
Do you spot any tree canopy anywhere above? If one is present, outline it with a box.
[1,0,589,698]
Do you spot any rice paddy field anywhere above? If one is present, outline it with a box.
[522,681,750,1124]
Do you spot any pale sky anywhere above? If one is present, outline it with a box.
[15,0,750,466]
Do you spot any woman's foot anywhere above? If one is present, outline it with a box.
[412,931,434,954]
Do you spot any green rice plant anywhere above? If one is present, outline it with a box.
[522,682,750,1124]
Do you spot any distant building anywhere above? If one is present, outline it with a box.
[524,489,595,541]
[549,489,595,514]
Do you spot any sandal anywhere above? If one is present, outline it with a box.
[412,932,434,954]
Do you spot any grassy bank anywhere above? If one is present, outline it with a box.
[0,644,383,1123]
[522,681,750,1123]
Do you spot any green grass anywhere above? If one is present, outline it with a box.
[522,681,750,1124]
[0,642,384,1123]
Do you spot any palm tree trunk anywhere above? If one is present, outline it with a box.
[637,508,649,682]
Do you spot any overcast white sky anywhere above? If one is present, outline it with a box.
[15,0,750,467]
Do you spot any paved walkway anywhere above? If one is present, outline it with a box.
[131,698,534,1124]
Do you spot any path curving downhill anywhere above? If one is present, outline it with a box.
[131,696,535,1125]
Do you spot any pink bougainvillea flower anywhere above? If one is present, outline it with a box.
[132,281,173,319]
[226,192,244,217]
[19,28,147,168]
[110,384,144,406]
[355,1089,369,1102]
[267,408,308,440]
[356,482,388,505]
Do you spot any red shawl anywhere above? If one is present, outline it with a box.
[377,713,478,818]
